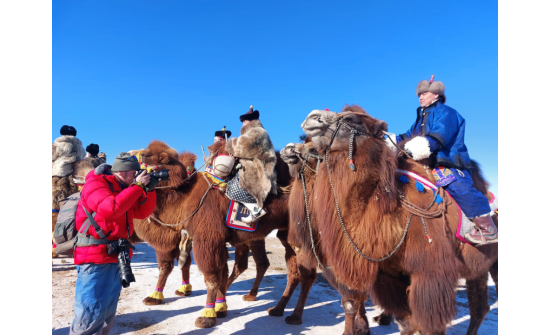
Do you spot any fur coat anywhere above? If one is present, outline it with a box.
[225,120,277,208]
[52,135,86,177]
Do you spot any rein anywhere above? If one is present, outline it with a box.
[322,118,443,263]
[382,131,413,159]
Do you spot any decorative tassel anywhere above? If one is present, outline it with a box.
[177,283,192,294]
[349,159,355,171]
[399,175,409,184]
[426,234,433,243]
[435,194,443,204]
[201,307,217,318]
[415,180,425,193]
[148,290,164,301]
[215,298,228,313]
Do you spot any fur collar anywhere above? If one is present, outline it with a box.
[240,120,264,135]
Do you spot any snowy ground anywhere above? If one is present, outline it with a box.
[52,236,497,334]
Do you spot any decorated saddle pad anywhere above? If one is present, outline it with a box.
[431,166,456,187]
[226,174,256,204]
[225,200,258,232]
[396,169,498,245]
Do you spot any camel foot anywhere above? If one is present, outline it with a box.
[175,289,192,297]
[216,310,228,318]
[195,317,216,328]
[373,312,392,326]
[285,314,303,325]
[142,297,163,305]
[242,294,257,301]
[267,306,284,317]
[355,317,371,335]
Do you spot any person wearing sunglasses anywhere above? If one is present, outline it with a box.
[69,152,157,335]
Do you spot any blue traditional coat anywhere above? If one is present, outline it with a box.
[398,101,472,169]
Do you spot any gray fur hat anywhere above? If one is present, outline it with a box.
[111,152,141,172]
[416,75,446,103]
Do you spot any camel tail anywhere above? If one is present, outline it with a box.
[408,272,458,334]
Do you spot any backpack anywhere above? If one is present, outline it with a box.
[53,192,109,256]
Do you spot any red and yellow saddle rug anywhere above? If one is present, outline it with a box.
[225,200,258,232]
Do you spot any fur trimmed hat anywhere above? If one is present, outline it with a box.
[60,125,77,136]
[86,143,100,156]
[214,126,231,139]
[239,105,260,122]
[416,75,446,103]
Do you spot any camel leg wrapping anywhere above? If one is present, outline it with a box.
[143,249,177,305]
[176,254,193,296]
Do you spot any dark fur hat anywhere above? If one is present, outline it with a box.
[239,105,260,122]
[86,143,100,156]
[60,125,77,136]
[214,126,231,139]
[416,75,446,103]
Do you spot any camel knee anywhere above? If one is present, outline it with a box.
[342,300,358,315]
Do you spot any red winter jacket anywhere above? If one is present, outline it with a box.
[74,169,156,265]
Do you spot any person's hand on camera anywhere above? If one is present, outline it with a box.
[145,176,159,192]
[135,170,151,185]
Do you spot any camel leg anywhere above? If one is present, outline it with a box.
[194,239,229,329]
[143,248,177,305]
[243,239,270,301]
[489,260,498,297]
[465,272,490,335]
[285,253,317,325]
[373,310,393,326]
[175,247,193,297]
[341,298,361,335]
[354,300,371,335]
[215,262,230,318]
[268,231,299,317]
[226,244,249,292]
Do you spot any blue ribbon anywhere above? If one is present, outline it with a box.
[52,209,60,212]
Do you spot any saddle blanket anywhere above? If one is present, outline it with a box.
[225,200,258,232]
[397,169,498,245]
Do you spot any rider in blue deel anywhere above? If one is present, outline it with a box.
[391,75,498,246]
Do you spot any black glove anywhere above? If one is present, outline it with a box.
[145,176,159,192]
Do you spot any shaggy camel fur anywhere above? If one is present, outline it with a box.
[266,141,392,334]
[132,140,294,329]
[301,106,498,335]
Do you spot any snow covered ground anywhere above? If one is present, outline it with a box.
[52,237,497,334]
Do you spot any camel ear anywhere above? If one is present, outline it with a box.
[159,152,170,164]
[372,120,388,138]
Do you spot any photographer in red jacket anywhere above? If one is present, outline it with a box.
[69,152,157,335]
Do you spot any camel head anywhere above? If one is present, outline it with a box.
[281,141,321,179]
[301,109,338,151]
[136,140,187,188]
[304,105,388,153]
[72,157,104,184]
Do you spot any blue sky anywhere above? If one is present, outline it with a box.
[53,0,498,193]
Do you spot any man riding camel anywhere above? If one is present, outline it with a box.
[391,75,498,246]
[225,106,277,224]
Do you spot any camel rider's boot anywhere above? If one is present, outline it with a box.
[465,213,498,246]
[241,202,266,225]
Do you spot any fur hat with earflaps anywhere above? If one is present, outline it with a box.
[416,75,446,103]
[239,105,260,122]
[60,125,77,136]
[214,126,232,140]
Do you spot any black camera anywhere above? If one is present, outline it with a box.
[136,169,170,191]
[107,238,137,288]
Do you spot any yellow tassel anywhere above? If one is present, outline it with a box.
[201,308,217,318]
[148,291,164,300]
[215,302,228,313]
[177,284,192,293]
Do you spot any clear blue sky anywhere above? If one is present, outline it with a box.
[53,0,498,194]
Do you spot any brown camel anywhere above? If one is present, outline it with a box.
[266,140,392,335]
[132,140,295,329]
[52,157,105,257]
[300,106,498,335]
